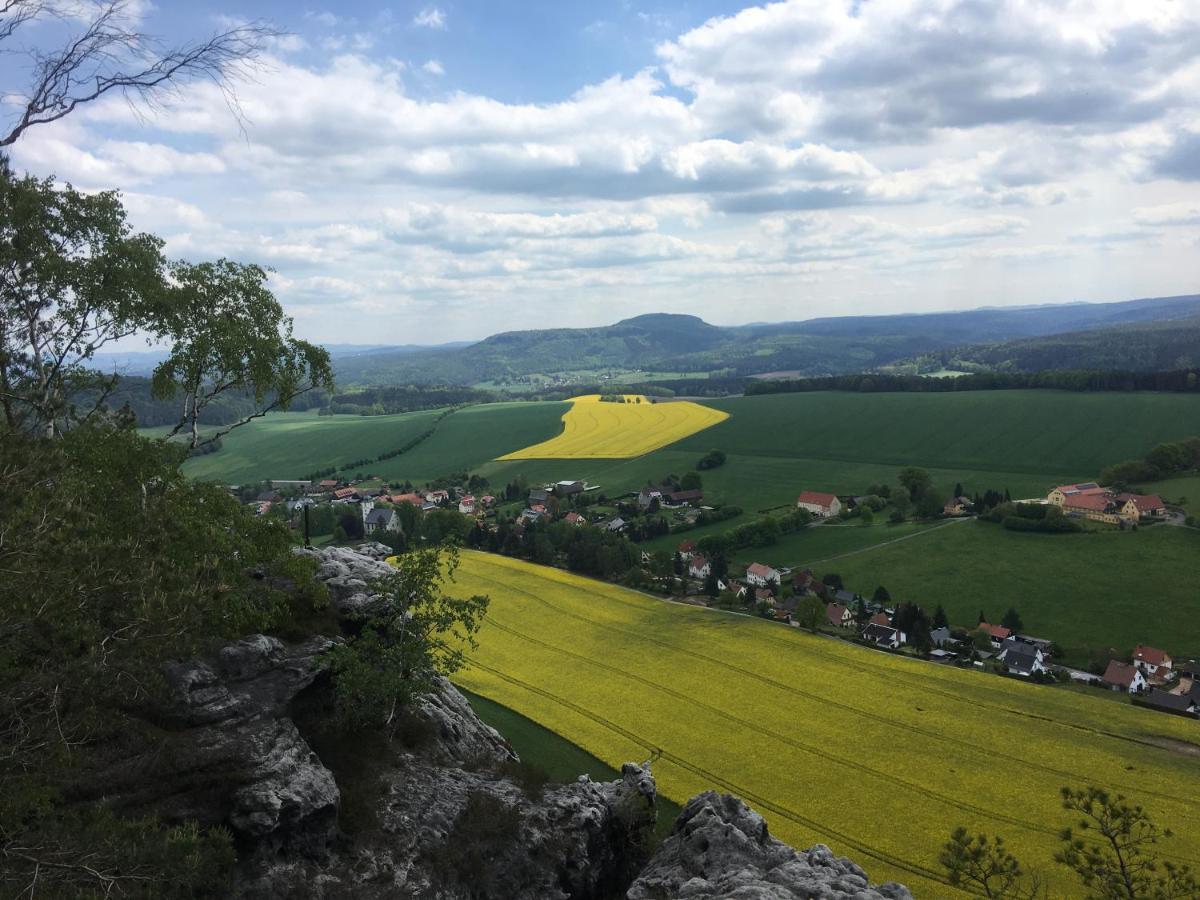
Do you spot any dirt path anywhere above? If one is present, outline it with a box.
[798,515,972,568]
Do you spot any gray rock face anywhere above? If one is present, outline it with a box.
[295,543,397,613]
[627,792,913,900]
[166,634,336,726]
[410,674,516,766]
[89,634,340,854]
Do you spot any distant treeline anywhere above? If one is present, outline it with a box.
[1100,436,1200,488]
[745,368,1200,396]
[526,376,748,401]
[97,376,327,427]
[326,385,492,414]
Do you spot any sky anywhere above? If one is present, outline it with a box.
[7,0,1200,344]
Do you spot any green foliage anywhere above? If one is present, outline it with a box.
[0,164,170,436]
[899,467,933,501]
[0,426,320,897]
[152,259,332,448]
[696,448,726,470]
[939,827,1029,898]
[795,595,826,632]
[327,544,489,732]
[1056,786,1198,899]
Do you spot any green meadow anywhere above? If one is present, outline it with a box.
[831,520,1200,663]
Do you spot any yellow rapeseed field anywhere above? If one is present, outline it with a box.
[450,551,1200,897]
[497,394,728,459]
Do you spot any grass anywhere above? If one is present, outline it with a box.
[831,520,1200,663]
[461,688,682,839]
[179,402,568,484]
[725,519,949,570]
[1139,475,1200,512]
[498,394,728,460]
[450,551,1200,897]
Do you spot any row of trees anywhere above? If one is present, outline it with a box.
[1100,436,1200,489]
[745,369,1200,396]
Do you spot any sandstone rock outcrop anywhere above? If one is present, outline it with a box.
[628,791,913,900]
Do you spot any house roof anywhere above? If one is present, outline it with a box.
[746,562,778,579]
[333,487,358,499]
[980,622,1012,640]
[390,493,424,505]
[826,602,848,623]
[868,612,891,627]
[365,507,395,525]
[754,588,774,601]
[677,539,696,553]
[665,489,703,502]
[1005,647,1041,672]
[1102,660,1141,688]
[1118,493,1165,512]
[1141,689,1193,713]
[1053,482,1103,495]
[862,623,899,644]
[689,554,708,569]
[929,626,953,645]
[1064,492,1116,512]
[564,511,583,523]
[834,589,856,604]
[797,490,838,507]
[1134,644,1171,667]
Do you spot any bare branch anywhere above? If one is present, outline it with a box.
[0,0,281,147]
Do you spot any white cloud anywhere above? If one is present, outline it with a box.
[1134,201,1200,226]
[422,59,445,76]
[413,7,446,29]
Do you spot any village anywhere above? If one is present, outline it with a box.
[238,470,1195,724]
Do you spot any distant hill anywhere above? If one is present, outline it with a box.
[934,314,1200,373]
[333,294,1200,385]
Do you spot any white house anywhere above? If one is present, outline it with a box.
[1133,644,1173,679]
[364,506,402,535]
[1101,660,1147,694]
[458,495,477,515]
[796,491,842,518]
[1000,642,1047,677]
[688,554,711,579]
[745,562,780,586]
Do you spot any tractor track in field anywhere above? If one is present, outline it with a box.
[480,615,1071,845]
[460,554,1200,820]
[464,659,964,895]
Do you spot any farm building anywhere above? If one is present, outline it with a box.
[796,491,841,518]
[1047,483,1166,523]
[553,480,585,497]
[745,562,781,586]
[943,496,973,515]
[1137,689,1197,718]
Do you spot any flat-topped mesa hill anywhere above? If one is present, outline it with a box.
[113,543,911,900]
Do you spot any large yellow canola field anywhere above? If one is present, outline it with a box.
[450,552,1200,897]
[497,394,728,459]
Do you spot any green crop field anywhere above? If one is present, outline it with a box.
[830,520,1200,661]
[725,519,951,570]
[180,402,568,484]
[450,551,1200,897]
[674,391,1200,478]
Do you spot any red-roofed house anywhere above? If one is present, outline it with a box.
[979,622,1011,648]
[745,562,780,586]
[796,491,841,518]
[332,487,359,502]
[1118,493,1166,520]
[458,495,477,515]
[826,602,853,628]
[1133,644,1173,679]
[390,492,424,506]
[688,554,711,579]
[677,539,696,555]
[868,612,891,628]
[1047,482,1106,505]
[564,511,585,526]
[1101,660,1147,694]
[480,495,497,508]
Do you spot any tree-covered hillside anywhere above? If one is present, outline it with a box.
[331,295,1200,385]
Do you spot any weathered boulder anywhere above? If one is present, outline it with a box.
[295,543,396,614]
[82,634,340,855]
[409,675,516,767]
[165,634,336,727]
[627,791,913,900]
